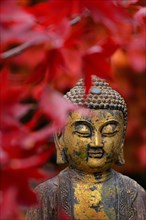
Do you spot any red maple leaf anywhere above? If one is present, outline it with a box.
[82,38,118,93]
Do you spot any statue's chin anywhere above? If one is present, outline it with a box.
[70,159,112,174]
[87,157,107,167]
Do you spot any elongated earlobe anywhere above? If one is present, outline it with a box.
[115,144,125,166]
[54,134,68,164]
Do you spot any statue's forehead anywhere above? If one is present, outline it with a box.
[69,109,123,122]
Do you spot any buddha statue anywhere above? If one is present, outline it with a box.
[26,75,146,220]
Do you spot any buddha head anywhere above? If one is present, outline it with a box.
[55,75,127,173]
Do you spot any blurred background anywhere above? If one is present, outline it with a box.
[1,0,146,219]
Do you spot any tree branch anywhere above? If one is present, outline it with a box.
[1,41,36,59]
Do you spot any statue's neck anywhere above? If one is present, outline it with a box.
[68,166,113,183]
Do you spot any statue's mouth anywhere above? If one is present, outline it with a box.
[88,147,104,159]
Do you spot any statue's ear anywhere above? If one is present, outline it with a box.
[115,143,125,166]
[54,132,68,164]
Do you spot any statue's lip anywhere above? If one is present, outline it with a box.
[88,147,104,158]
[88,153,104,159]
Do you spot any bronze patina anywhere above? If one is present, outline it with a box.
[26,76,146,220]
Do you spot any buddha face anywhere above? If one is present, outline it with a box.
[60,109,124,173]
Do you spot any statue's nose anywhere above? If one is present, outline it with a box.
[90,132,103,147]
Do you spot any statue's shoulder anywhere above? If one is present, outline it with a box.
[113,171,146,219]
[34,168,69,198]
[26,169,70,220]
[115,171,146,194]
[34,175,59,198]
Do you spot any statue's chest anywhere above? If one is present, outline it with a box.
[72,181,117,220]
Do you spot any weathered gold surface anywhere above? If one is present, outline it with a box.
[61,109,124,174]
[26,76,146,220]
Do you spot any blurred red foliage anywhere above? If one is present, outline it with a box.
[0,0,146,219]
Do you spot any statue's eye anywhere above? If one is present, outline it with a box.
[74,124,91,137]
[102,123,118,136]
